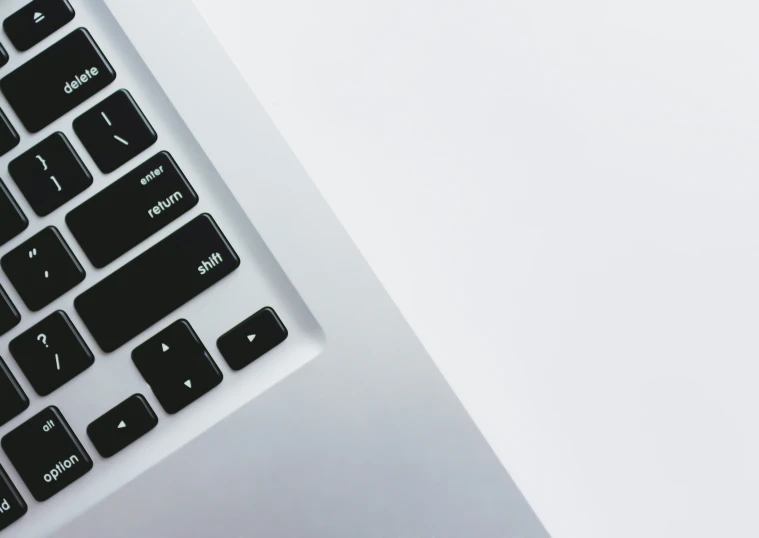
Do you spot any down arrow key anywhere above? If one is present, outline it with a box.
[131,319,223,414]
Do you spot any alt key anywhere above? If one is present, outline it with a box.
[2,406,92,502]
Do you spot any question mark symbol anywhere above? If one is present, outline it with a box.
[37,334,47,348]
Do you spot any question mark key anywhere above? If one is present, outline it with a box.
[9,311,94,396]
[36,334,48,347]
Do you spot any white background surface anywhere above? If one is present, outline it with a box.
[193,1,759,537]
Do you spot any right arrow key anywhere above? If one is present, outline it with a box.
[217,307,288,371]
[87,394,157,458]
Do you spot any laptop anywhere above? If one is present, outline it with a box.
[0,0,548,536]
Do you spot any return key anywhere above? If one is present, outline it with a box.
[66,152,199,268]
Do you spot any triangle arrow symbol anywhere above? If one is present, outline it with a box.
[117,421,126,429]
[184,379,192,388]
[247,334,256,343]
[161,343,169,352]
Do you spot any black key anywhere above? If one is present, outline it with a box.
[0,285,20,337]
[132,320,222,414]
[0,28,115,133]
[1,226,85,311]
[73,89,156,173]
[0,357,29,428]
[87,394,157,457]
[3,0,75,52]
[66,152,198,267]
[2,406,92,502]
[9,132,92,216]
[10,311,94,396]
[0,43,7,68]
[0,178,27,247]
[75,214,239,352]
[0,107,19,157]
[217,307,288,371]
[0,465,26,531]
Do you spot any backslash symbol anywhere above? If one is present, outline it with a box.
[102,111,129,145]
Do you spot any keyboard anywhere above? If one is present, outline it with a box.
[0,0,292,531]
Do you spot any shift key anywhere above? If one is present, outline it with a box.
[75,214,240,352]
[67,152,199,268]
[0,28,115,133]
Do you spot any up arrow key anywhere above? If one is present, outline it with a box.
[117,421,126,429]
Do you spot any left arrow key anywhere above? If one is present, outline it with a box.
[87,394,157,458]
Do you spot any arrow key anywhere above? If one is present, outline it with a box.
[132,320,222,414]
[217,307,288,371]
[87,394,157,458]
